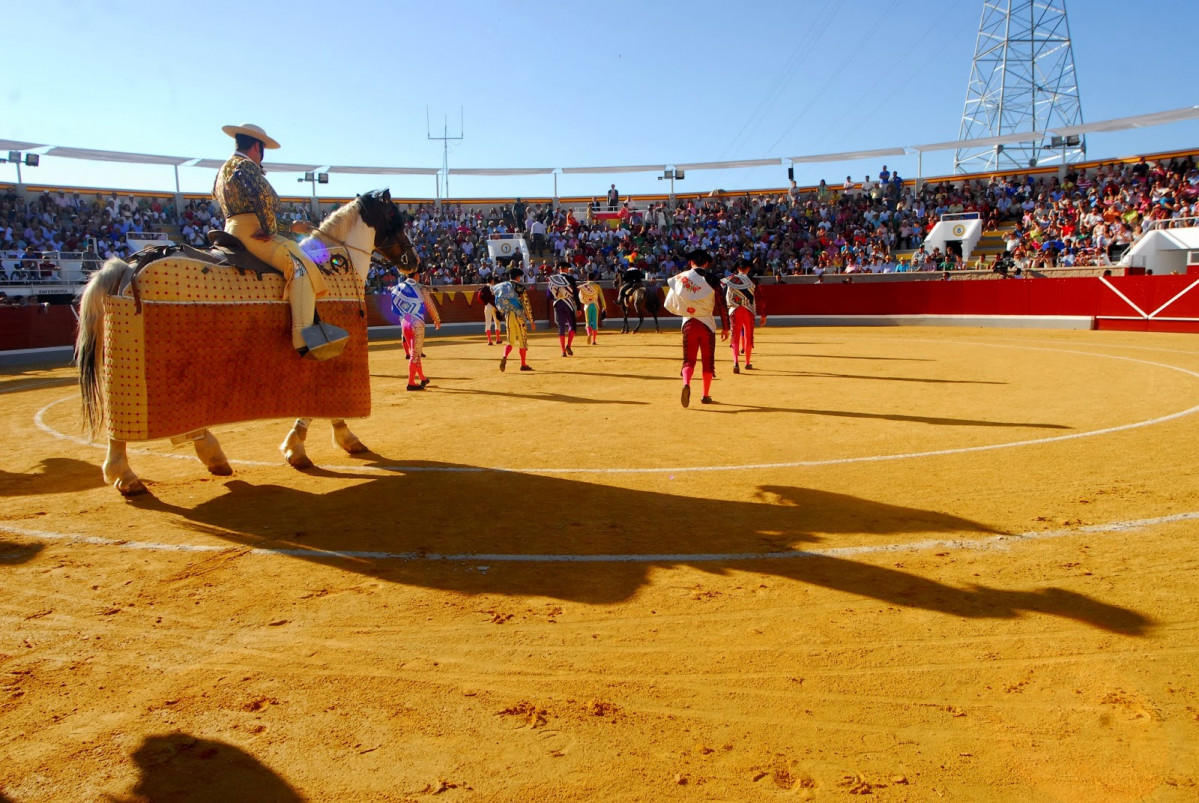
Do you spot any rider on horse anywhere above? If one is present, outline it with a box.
[616,264,645,308]
[213,123,331,357]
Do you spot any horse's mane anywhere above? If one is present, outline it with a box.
[314,199,361,244]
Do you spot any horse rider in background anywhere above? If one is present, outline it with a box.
[616,263,645,309]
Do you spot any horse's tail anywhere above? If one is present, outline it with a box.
[76,258,133,438]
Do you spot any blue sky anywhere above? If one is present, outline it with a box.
[2,0,1196,201]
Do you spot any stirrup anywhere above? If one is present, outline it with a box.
[299,322,350,361]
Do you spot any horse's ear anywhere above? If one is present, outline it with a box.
[382,189,391,201]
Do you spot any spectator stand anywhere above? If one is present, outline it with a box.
[1,145,1197,301]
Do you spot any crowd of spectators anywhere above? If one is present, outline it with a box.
[4,150,1197,289]
[990,154,1199,274]
[0,186,241,278]
[368,153,1198,290]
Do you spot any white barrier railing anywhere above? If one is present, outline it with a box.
[1,250,91,285]
[1146,215,1199,231]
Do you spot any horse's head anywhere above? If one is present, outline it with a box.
[357,189,420,275]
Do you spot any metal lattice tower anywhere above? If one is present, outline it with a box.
[955,0,1084,173]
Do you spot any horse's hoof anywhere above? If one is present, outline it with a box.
[284,453,314,470]
[208,463,233,477]
[343,439,369,455]
[116,477,147,496]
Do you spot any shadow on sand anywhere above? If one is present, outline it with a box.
[110,733,304,803]
[0,457,106,497]
[0,539,44,565]
[130,460,1152,636]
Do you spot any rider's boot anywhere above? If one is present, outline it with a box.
[291,261,348,360]
[290,262,318,353]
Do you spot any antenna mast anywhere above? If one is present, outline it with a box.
[427,107,464,199]
[956,0,1084,173]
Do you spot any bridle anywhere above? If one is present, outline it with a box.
[309,194,419,272]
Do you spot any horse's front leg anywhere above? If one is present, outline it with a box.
[280,418,314,470]
[102,439,146,496]
[193,430,232,476]
[173,428,233,476]
[331,419,369,454]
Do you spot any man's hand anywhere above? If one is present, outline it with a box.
[291,220,315,235]
[720,328,730,341]
[250,228,273,242]
[759,316,767,327]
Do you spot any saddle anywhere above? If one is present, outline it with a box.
[128,231,284,279]
[123,234,354,362]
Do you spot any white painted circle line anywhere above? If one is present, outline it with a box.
[30,341,1199,475]
[3,512,1197,564]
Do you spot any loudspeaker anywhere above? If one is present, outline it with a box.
[787,167,794,181]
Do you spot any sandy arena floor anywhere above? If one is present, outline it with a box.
[1,325,1198,802]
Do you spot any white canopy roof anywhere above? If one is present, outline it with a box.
[0,139,46,152]
[788,147,906,164]
[7,105,1198,181]
[260,162,324,174]
[911,130,1046,153]
[326,165,441,176]
[1047,105,1199,137]
[44,146,193,166]
[190,158,323,173]
[675,158,783,171]
[561,164,669,174]
[448,167,555,176]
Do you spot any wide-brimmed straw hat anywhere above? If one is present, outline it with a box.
[221,123,280,150]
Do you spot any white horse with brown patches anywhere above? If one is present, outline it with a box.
[76,190,418,495]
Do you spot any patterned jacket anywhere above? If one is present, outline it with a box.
[213,153,281,235]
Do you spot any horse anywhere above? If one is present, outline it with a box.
[613,273,662,333]
[75,189,418,495]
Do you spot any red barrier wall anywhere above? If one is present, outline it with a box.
[0,304,79,350]
[6,275,1198,354]
[364,276,1199,333]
